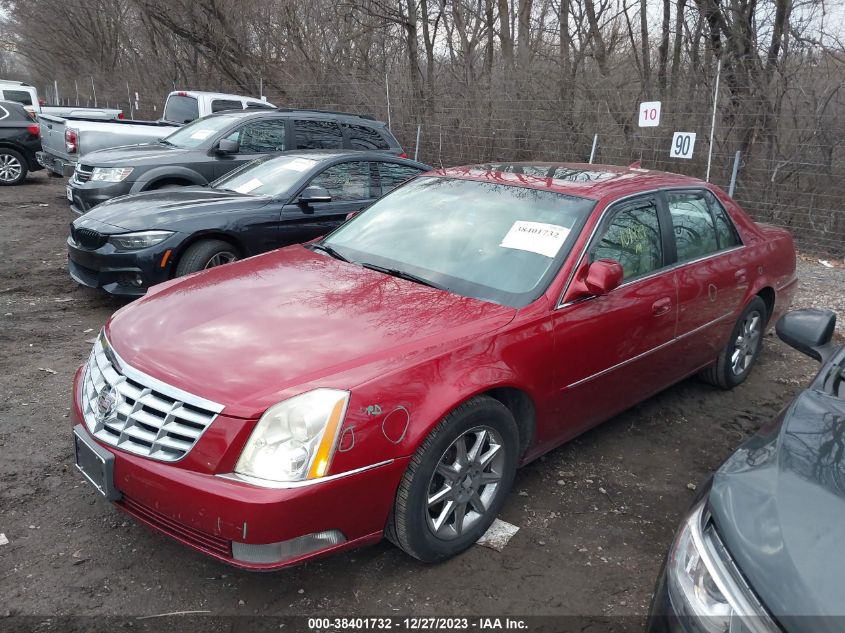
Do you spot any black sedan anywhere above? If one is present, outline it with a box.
[648,308,844,633]
[0,99,43,185]
[67,150,429,296]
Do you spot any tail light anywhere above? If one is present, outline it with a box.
[118,112,125,119]
[65,128,79,154]
[27,124,40,137]
[398,152,408,159]
[39,99,46,106]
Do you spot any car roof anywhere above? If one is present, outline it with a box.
[169,91,266,102]
[429,162,708,200]
[204,108,387,126]
[257,149,429,168]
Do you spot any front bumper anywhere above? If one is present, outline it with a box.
[70,367,407,570]
[67,235,175,296]
[68,178,134,214]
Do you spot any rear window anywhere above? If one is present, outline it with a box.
[2,89,33,106]
[342,122,391,150]
[294,119,343,149]
[211,99,243,113]
[163,95,200,124]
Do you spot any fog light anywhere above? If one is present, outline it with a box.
[232,530,346,564]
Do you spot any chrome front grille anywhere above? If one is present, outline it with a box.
[81,333,223,462]
[74,164,93,183]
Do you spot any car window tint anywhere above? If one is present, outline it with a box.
[211,99,243,113]
[705,192,742,249]
[229,119,287,153]
[592,199,663,281]
[667,191,719,262]
[163,95,199,123]
[294,119,343,149]
[3,90,33,106]
[342,123,390,150]
[379,162,422,195]
[309,162,372,201]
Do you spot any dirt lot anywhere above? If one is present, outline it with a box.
[0,172,840,630]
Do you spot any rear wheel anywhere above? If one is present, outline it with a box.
[385,396,519,562]
[0,149,27,185]
[700,296,767,389]
[175,239,239,277]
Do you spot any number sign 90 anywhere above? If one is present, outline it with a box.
[670,132,696,159]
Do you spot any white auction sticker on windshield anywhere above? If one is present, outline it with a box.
[282,158,317,172]
[499,221,570,258]
[190,129,214,140]
[233,178,263,194]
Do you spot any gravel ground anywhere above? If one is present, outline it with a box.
[0,172,841,631]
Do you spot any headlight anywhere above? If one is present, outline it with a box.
[91,167,134,182]
[667,500,779,633]
[235,389,349,483]
[109,230,173,251]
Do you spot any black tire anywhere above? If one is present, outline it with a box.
[0,148,28,186]
[700,296,767,389]
[385,395,519,562]
[175,239,239,276]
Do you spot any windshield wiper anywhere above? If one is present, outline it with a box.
[159,139,175,147]
[360,262,443,290]
[309,243,350,262]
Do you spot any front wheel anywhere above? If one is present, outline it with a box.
[0,149,27,185]
[175,239,239,277]
[386,396,519,562]
[700,296,767,389]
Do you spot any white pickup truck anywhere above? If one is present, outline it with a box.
[37,90,275,176]
[0,80,123,120]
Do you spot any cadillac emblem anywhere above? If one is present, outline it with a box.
[95,386,119,422]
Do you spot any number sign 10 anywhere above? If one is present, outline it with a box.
[670,132,697,159]
[638,101,661,127]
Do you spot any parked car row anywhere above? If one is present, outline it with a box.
[12,83,834,629]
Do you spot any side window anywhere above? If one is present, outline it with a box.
[705,192,742,249]
[3,90,33,106]
[309,162,373,201]
[342,123,390,150]
[378,162,421,195]
[211,99,243,113]
[591,198,663,281]
[667,191,719,262]
[294,119,343,149]
[228,119,287,153]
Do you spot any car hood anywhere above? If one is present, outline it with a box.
[76,187,271,231]
[80,142,192,167]
[106,245,517,419]
[709,388,845,631]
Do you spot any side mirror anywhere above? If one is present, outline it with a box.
[584,259,624,296]
[215,138,239,154]
[298,185,332,204]
[776,308,837,363]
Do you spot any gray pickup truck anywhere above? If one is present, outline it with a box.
[37,90,275,176]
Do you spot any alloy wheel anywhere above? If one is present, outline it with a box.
[425,426,505,540]
[731,310,762,375]
[203,251,237,269]
[0,154,22,183]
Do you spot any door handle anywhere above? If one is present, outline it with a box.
[652,297,673,316]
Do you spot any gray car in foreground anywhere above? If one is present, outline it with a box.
[648,308,845,633]
[66,108,404,213]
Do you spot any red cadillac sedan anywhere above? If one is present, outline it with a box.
[71,163,797,569]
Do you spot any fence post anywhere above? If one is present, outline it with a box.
[126,81,133,119]
[705,58,721,183]
[728,151,742,197]
[385,71,392,130]
[414,124,422,162]
[74,80,79,106]
[589,134,598,164]
[91,77,97,107]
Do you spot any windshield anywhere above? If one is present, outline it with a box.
[162,115,234,148]
[322,177,594,307]
[213,155,319,196]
